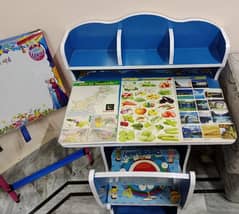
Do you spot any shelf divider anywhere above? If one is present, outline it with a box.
[169,28,174,65]
[117,28,123,66]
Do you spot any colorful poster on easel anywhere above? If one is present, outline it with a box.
[0,30,68,136]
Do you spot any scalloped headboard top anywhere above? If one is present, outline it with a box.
[61,13,229,72]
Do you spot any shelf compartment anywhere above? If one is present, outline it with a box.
[172,21,227,65]
[64,23,118,67]
[121,15,170,66]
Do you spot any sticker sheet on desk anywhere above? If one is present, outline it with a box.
[59,81,120,143]
[0,30,68,136]
[117,78,182,143]
[175,76,237,141]
[117,76,237,143]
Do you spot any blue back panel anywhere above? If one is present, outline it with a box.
[172,21,225,64]
[79,68,218,81]
[172,21,220,48]
[121,14,169,49]
[65,23,118,49]
[209,31,226,62]
[64,23,118,65]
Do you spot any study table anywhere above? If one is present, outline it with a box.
[58,13,236,214]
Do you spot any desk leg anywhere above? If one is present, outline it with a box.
[183,145,191,173]
[100,146,109,171]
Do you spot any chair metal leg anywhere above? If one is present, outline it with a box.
[0,175,20,203]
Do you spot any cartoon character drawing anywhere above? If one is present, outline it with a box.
[46,78,68,109]
[123,187,133,198]
[111,186,118,199]
[46,82,61,109]
[170,190,181,203]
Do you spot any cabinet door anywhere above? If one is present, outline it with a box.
[89,170,195,209]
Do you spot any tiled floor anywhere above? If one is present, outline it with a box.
[52,193,239,214]
[52,196,109,214]
[0,140,104,214]
[1,140,239,214]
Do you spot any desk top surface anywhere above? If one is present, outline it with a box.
[59,76,237,147]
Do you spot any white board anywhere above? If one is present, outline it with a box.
[0,30,68,136]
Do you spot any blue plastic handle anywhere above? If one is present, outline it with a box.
[20,125,32,142]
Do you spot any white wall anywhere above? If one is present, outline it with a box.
[1,0,238,83]
[0,0,238,55]
[0,0,238,173]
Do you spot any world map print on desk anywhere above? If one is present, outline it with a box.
[0,30,68,136]
[59,81,120,144]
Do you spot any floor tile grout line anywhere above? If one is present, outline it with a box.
[196,177,221,182]
[28,180,90,214]
[45,192,93,214]
[194,189,225,194]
